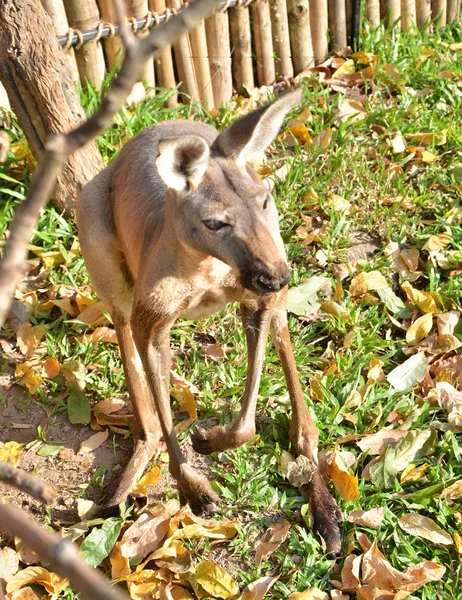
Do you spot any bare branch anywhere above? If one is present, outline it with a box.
[0,462,56,505]
[0,0,221,326]
[0,503,129,600]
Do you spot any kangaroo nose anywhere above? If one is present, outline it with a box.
[254,271,290,295]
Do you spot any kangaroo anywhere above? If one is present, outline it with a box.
[77,88,342,555]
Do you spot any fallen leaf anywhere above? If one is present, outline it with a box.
[319,301,350,321]
[0,547,19,582]
[80,518,123,567]
[202,343,225,361]
[132,466,162,495]
[386,353,429,391]
[81,327,118,344]
[15,363,42,394]
[398,513,453,545]
[255,521,291,565]
[16,322,38,358]
[93,397,127,415]
[77,499,100,520]
[400,463,429,483]
[60,360,86,389]
[336,553,361,591]
[391,131,406,153]
[287,276,331,316]
[406,313,433,345]
[329,453,359,502]
[288,588,329,600]
[67,384,91,425]
[434,381,462,427]
[349,271,388,297]
[41,357,60,379]
[161,583,195,600]
[14,540,39,566]
[121,505,170,560]
[236,576,279,600]
[330,194,352,213]
[436,311,460,335]
[401,282,438,314]
[170,386,197,420]
[78,429,109,454]
[0,441,23,466]
[404,130,447,146]
[422,232,452,253]
[6,567,68,595]
[195,561,239,599]
[279,449,295,477]
[347,507,385,529]
[76,302,109,326]
[440,479,462,501]
[356,429,408,455]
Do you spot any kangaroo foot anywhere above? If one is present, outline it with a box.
[176,463,219,516]
[101,439,157,509]
[301,470,342,557]
[191,425,255,455]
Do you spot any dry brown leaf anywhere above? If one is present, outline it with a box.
[406,313,433,346]
[404,130,447,146]
[434,381,462,427]
[330,592,349,600]
[236,576,279,600]
[255,521,291,565]
[319,301,350,321]
[60,360,86,389]
[161,583,195,600]
[337,553,362,591]
[436,311,460,335]
[78,429,109,454]
[398,513,453,545]
[202,343,225,361]
[5,587,43,600]
[41,357,60,379]
[401,282,438,314]
[356,428,408,455]
[77,302,109,326]
[0,547,19,583]
[347,507,385,529]
[288,588,329,600]
[349,272,388,297]
[121,505,170,560]
[81,327,118,344]
[110,541,131,579]
[93,397,127,415]
[16,323,37,358]
[422,232,451,253]
[170,386,197,420]
[286,455,315,487]
[6,567,68,595]
[329,453,359,502]
[174,416,195,435]
[335,99,367,123]
[440,479,462,501]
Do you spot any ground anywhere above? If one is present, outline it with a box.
[1,21,462,600]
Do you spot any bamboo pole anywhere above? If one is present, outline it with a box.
[251,0,276,85]
[431,0,447,25]
[150,0,177,106]
[125,0,156,92]
[269,0,293,79]
[309,0,328,64]
[253,10,264,84]
[167,0,199,102]
[63,0,106,90]
[327,0,347,51]
[446,0,457,21]
[381,0,401,27]
[189,19,215,108]
[205,9,233,107]
[96,0,122,71]
[229,5,254,93]
[287,0,314,73]
[401,0,417,27]
[41,0,79,84]
[365,0,381,25]
[345,0,352,43]
[416,0,432,25]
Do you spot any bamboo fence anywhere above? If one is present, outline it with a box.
[3,0,462,110]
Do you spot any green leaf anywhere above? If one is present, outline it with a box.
[386,352,429,391]
[377,287,408,316]
[37,444,64,457]
[79,517,123,567]
[67,384,91,425]
[370,446,397,489]
[287,276,330,316]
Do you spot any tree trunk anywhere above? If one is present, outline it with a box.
[0,0,104,215]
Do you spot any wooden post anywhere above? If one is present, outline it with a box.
[63,0,106,90]
[205,10,233,107]
[167,0,199,102]
[327,0,347,51]
[229,5,255,93]
[401,0,417,27]
[189,20,215,108]
[269,0,293,79]
[416,0,432,25]
[150,0,177,106]
[251,0,276,85]
[310,0,328,64]
[41,0,79,84]
[0,0,104,214]
[381,0,401,27]
[345,0,352,43]
[287,0,314,73]
[253,11,264,84]
[431,0,447,25]
[96,0,122,72]
[125,0,156,92]
[365,0,380,25]
[446,0,457,21]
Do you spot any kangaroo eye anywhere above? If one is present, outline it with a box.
[203,219,228,231]
[263,197,268,210]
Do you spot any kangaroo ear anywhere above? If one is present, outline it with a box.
[212,87,303,167]
[156,135,210,192]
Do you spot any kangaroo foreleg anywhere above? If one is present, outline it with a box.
[270,297,342,556]
[191,301,274,455]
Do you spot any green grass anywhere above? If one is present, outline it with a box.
[1,21,462,600]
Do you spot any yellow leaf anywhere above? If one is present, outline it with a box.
[421,150,437,163]
[449,42,462,50]
[77,302,109,326]
[398,513,453,545]
[319,301,350,321]
[391,131,406,153]
[454,532,462,555]
[236,576,279,600]
[349,271,388,296]
[288,588,329,600]
[170,386,197,420]
[422,232,451,253]
[0,442,24,466]
[0,547,19,582]
[332,59,356,78]
[401,282,439,314]
[440,479,462,501]
[15,363,42,394]
[335,99,367,123]
[5,587,43,600]
[6,567,68,595]
[404,130,447,146]
[330,194,352,213]
[400,463,429,483]
[329,453,360,502]
[406,313,433,345]
[110,541,131,579]
[279,449,296,477]
[287,125,311,143]
[81,327,118,344]
[162,583,195,600]
[42,357,60,379]
[132,465,162,495]
[195,561,239,599]
[165,521,238,545]
[16,323,37,358]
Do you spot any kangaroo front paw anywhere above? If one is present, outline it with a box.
[191,425,255,455]
[176,463,219,516]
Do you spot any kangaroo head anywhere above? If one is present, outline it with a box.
[156,88,303,295]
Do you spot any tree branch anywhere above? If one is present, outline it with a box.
[0,503,129,600]
[0,462,56,505]
[0,0,221,326]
